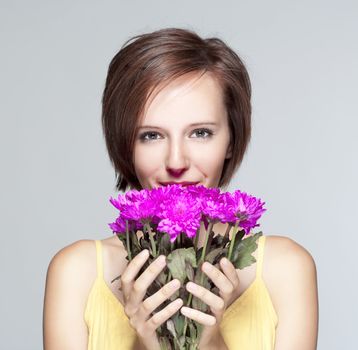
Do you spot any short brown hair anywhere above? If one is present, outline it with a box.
[101,27,252,192]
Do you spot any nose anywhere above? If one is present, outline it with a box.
[165,138,189,178]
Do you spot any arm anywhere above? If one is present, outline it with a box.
[273,237,319,350]
[43,240,95,350]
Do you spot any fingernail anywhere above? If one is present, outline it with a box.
[171,279,180,289]
[187,282,198,291]
[157,255,166,266]
[174,298,183,307]
[202,262,211,272]
[180,306,192,316]
[222,257,229,265]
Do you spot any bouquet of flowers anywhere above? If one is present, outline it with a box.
[108,184,266,349]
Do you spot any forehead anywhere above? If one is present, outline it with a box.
[139,72,226,126]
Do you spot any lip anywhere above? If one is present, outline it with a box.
[159,181,200,187]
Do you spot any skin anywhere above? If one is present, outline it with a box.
[133,71,232,190]
[43,72,319,350]
[125,71,236,349]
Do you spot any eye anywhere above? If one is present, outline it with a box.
[191,128,213,138]
[138,131,161,142]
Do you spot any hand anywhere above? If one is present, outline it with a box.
[180,257,240,348]
[120,249,183,350]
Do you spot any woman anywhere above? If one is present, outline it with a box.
[43,28,318,350]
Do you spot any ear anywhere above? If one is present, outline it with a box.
[225,144,232,159]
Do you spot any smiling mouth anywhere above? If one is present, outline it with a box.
[159,181,200,187]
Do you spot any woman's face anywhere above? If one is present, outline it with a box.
[133,72,232,189]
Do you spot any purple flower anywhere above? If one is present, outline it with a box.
[108,188,160,233]
[155,184,202,242]
[108,216,140,233]
[108,183,266,240]
[225,189,267,234]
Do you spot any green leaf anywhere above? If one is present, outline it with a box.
[192,268,210,313]
[204,247,223,265]
[231,231,263,269]
[157,269,168,286]
[159,232,171,255]
[173,312,185,336]
[167,248,197,284]
[166,319,177,339]
[179,335,186,347]
[185,262,194,281]
[188,321,197,339]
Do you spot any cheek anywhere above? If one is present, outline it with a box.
[133,145,162,177]
[191,142,227,174]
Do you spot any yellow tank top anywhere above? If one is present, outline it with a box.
[84,235,278,350]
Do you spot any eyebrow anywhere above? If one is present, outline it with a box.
[137,122,218,130]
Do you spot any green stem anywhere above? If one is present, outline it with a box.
[224,222,233,238]
[166,270,172,284]
[186,292,193,308]
[125,220,132,261]
[227,221,239,261]
[193,227,200,251]
[182,221,214,339]
[199,221,214,264]
[198,221,214,303]
[146,223,157,257]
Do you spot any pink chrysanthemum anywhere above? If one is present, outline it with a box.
[108,216,140,233]
[155,184,202,242]
[225,189,267,234]
[108,188,160,233]
[108,184,266,240]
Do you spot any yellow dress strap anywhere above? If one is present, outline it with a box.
[94,240,104,279]
[255,235,266,280]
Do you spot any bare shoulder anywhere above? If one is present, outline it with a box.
[43,239,97,349]
[264,234,317,293]
[264,234,317,273]
[47,239,97,283]
[263,235,319,349]
[49,239,96,259]
[45,239,98,309]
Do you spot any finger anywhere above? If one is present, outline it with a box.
[121,249,150,298]
[220,257,240,289]
[180,306,216,326]
[201,261,234,296]
[140,279,181,319]
[147,298,184,332]
[186,282,224,313]
[130,254,167,306]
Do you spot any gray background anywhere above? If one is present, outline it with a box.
[1,0,357,349]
